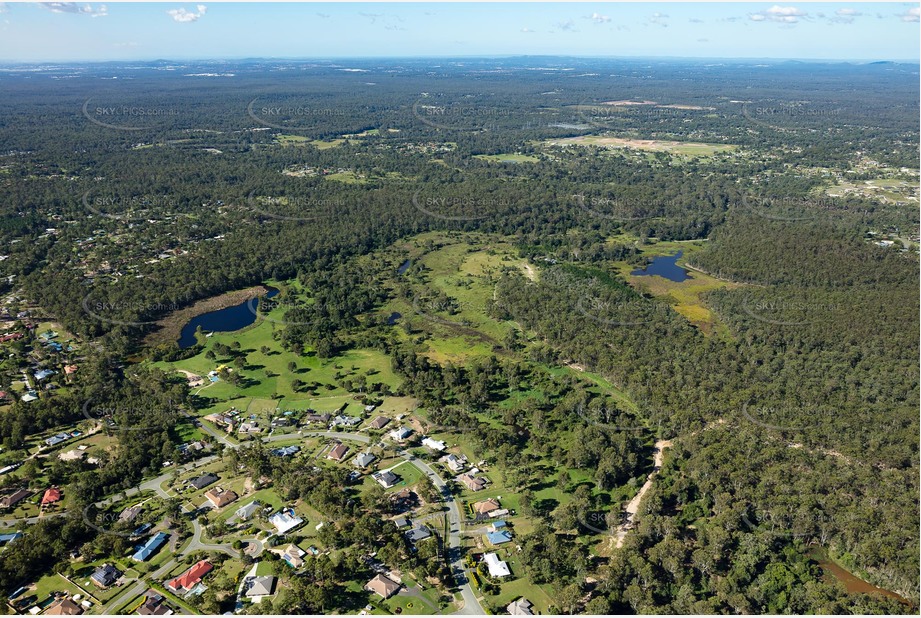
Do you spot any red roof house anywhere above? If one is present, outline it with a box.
[167,560,213,593]
[41,487,62,505]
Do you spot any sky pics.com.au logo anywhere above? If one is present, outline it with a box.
[411,190,508,221]
[82,191,178,222]
[247,99,347,130]
[83,99,181,131]
[246,192,341,222]
[412,95,515,132]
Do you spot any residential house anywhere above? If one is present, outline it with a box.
[45,432,71,447]
[235,501,260,521]
[136,590,172,616]
[271,544,306,568]
[245,576,276,598]
[389,426,413,441]
[354,452,376,468]
[44,598,83,615]
[490,520,507,532]
[304,412,331,425]
[0,531,23,546]
[132,532,169,561]
[373,470,399,488]
[368,416,391,430]
[270,445,300,457]
[421,437,446,452]
[41,487,63,505]
[393,516,411,529]
[364,574,401,599]
[327,442,349,462]
[330,415,362,428]
[0,489,30,508]
[269,508,304,534]
[167,560,213,594]
[405,525,432,543]
[486,530,513,545]
[118,504,141,522]
[189,473,218,490]
[459,474,487,492]
[90,563,122,588]
[238,421,261,434]
[483,552,511,578]
[507,598,535,615]
[204,487,238,508]
[441,453,467,473]
[473,498,501,516]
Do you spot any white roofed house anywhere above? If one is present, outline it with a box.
[269,508,304,534]
[483,552,511,578]
[389,426,413,442]
[421,437,446,452]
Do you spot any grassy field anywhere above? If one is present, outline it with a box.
[150,299,403,419]
[388,233,534,363]
[545,134,737,157]
[275,134,345,149]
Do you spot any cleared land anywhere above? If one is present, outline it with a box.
[546,135,737,157]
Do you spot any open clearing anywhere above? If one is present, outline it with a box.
[546,135,737,157]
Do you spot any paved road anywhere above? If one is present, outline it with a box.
[397,451,484,615]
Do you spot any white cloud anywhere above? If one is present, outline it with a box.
[166,4,206,23]
[316,12,330,19]
[40,3,108,17]
[825,7,862,23]
[555,20,577,32]
[689,18,704,23]
[585,12,610,24]
[749,5,806,23]
[0,3,8,13]
[520,27,535,33]
[648,12,669,26]
[900,6,920,21]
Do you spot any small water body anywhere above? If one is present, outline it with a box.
[810,549,910,605]
[397,259,411,275]
[631,251,689,282]
[177,287,279,349]
[387,312,402,325]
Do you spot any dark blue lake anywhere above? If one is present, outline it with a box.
[178,288,279,349]
[397,259,411,275]
[631,251,689,282]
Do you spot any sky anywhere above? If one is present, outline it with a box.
[0,2,918,62]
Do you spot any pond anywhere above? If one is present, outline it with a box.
[631,251,689,282]
[810,549,910,605]
[397,259,411,275]
[177,287,279,349]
